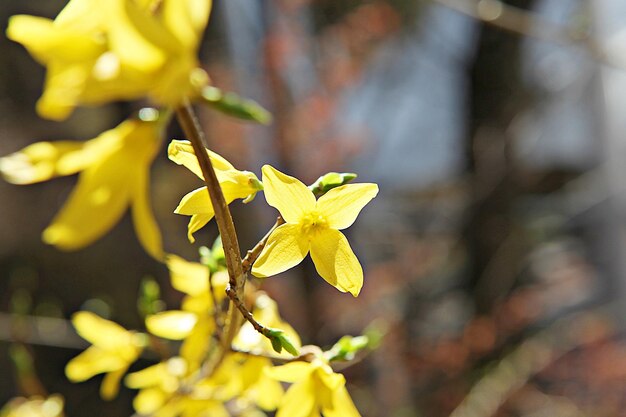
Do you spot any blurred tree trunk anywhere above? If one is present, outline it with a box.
[465,0,536,313]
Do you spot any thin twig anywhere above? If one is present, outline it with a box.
[432,0,626,71]
[230,346,317,364]
[207,266,224,340]
[241,216,285,273]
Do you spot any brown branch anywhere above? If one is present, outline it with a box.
[432,0,626,71]
[175,101,245,362]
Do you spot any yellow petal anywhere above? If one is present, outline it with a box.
[146,311,198,340]
[103,0,171,73]
[266,362,313,383]
[100,367,127,400]
[275,378,316,417]
[71,311,132,348]
[175,179,256,215]
[168,140,235,180]
[185,213,213,243]
[7,15,104,64]
[131,167,163,260]
[54,0,103,31]
[180,319,213,370]
[37,62,90,120]
[133,387,168,415]
[166,254,209,296]
[255,370,284,411]
[309,229,363,296]
[261,165,315,223]
[65,346,125,382]
[41,149,133,250]
[0,141,86,184]
[174,187,215,215]
[161,0,211,49]
[125,362,168,389]
[323,385,362,417]
[316,183,378,230]
[251,224,309,278]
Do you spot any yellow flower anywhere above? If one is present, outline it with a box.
[0,395,64,417]
[251,165,378,296]
[168,140,263,242]
[65,311,146,400]
[7,0,211,120]
[125,357,229,417]
[266,359,361,417]
[0,114,164,259]
[145,255,228,371]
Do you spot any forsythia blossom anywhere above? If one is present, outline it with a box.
[65,311,147,400]
[168,140,263,242]
[0,114,164,259]
[0,395,64,417]
[267,358,361,417]
[7,0,211,120]
[147,254,228,371]
[252,165,378,296]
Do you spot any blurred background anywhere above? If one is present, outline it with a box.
[2,0,626,416]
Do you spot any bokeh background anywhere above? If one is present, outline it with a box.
[2,0,626,416]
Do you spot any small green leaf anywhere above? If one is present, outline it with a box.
[201,86,272,125]
[326,334,371,362]
[266,328,299,356]
[270,336,283,354]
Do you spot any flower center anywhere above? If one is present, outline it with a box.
[300,211,328,235]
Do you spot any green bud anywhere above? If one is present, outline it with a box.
[309,172,358,196]
[266,328,299,356]
[201,86,272,125]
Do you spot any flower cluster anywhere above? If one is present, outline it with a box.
[1,0,380,416]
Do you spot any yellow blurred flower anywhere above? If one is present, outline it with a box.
[266,359,361,417]
[125,357,229,417]
[7,0,211,120]
[146,255,229,371]
[0,395,64,417]
[0,114,164,259]
[251,165,378,296]
[65,311,146,400]
[168,140,263,242]
[233,293,301,358]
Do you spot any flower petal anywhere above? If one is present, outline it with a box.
[65,346,126,382]
[168,140,235,180]
[0,141,87,184]
[309,229,363,296]
[266,362,313,383]
[132,387,168,415]
[322,385,362,417]
[316,183,378,230]
[275,378,316,417]
[7,15,104,64]
[162,0,211,49]
[251,224,309,278]
[166,255,209,296]
[100,367,127,400]
[261,165,315,223]
[72,311,132,348]
[131,167,163,260]
[41,147,134,250]
[184,214,212,243]
[146,311,198,340]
